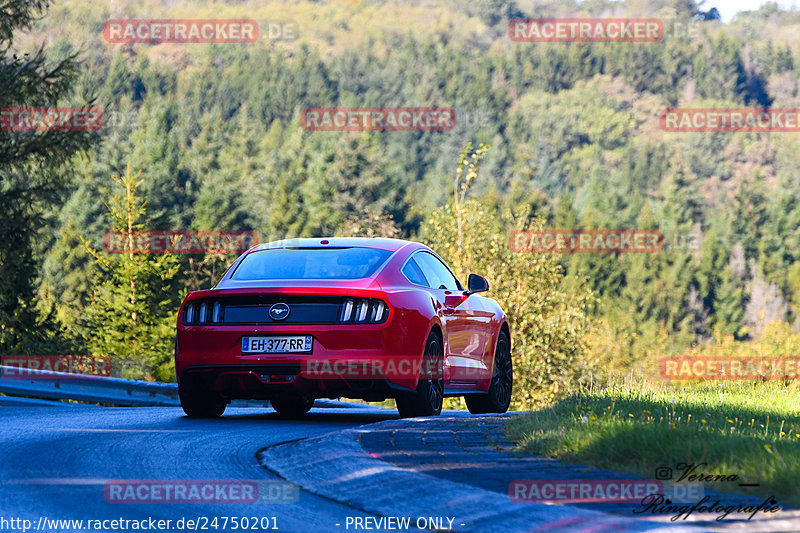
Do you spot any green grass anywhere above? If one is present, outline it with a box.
[506,381,800,507]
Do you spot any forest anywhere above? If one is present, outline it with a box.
[4,0,800,407]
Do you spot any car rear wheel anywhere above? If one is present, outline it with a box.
[466,330,513,414]
[396,331,444,418]
[179,383,227,418]
[270,395,315,418]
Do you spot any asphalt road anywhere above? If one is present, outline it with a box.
[0,404,401,533]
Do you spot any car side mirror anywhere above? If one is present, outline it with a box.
[466,273,489,295]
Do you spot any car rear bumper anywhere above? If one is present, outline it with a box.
[176,320,434,398]
[179,363,413,402]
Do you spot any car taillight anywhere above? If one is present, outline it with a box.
[185,302,195,324]
[183,300,224,325]
[371,301,385,322]
[339,299,354,321]
[356,300,369,321]
[338,298,387,324]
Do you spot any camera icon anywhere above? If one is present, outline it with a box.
[655,467,672,480]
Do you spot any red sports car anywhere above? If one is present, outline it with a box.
[175,237,513,418]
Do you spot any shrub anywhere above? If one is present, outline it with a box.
[420,144,595,409]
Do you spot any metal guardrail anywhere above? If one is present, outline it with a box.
[0,365,360,408]
[0,365,180,406]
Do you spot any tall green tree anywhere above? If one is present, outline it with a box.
[81,164,180,381]
[422,144,594,408]
[0,0,97,353]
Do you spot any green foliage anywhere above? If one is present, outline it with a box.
[80,164,180,381]
[335,211,401,238]
[10,0,800,390]
[423,144,595,408]
[0,0,97,354]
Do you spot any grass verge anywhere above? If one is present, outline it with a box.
[505,381,800,507]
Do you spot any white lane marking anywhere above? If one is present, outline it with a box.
[51,428,193,433]
[2,478,110,485]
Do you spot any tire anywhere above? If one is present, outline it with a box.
[270,395,314,418]
[466,329,513,414]
[396,331,444,418]
[179,383,227,418]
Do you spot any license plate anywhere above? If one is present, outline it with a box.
[241,335,313,354]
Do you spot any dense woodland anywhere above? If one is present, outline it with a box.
[4,0,800,402]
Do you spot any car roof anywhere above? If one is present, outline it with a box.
[249,237,419,253]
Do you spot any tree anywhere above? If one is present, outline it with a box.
[0,0,97,353]
[335,211,401,238]
[81,164,180,381]
[422,145,594,408]
[130,98,193,229]
[303,133,406,236]
[41,96,140,336]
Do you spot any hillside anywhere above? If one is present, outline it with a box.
[5,0,800,383]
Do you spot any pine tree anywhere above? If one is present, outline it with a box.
[303,133,405,236]
[0,0,98,353]
[81,164,180,381]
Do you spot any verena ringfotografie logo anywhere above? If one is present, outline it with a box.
[509,230,664,253]
[0,355,111,378]
[104,480,297,504]
[301,107,455,131]
[1,107,102,131]
[509,18,664,42]
[103,231,258,255]
[509,479,702,504]
[103,20,258,43]
[660,108,800,132]
[660,357,800,380]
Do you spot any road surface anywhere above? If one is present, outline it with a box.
[0,404,399,533]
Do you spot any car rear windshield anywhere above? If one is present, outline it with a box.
[230,247,393,280]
